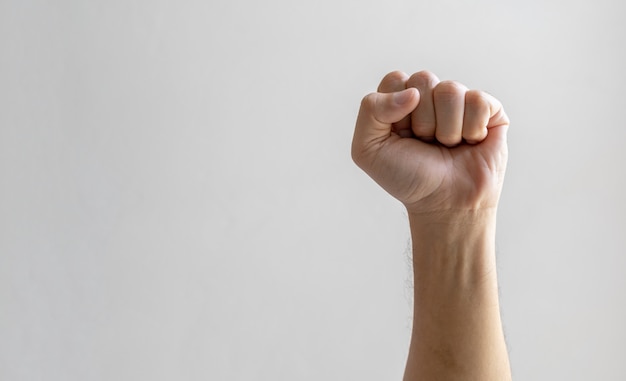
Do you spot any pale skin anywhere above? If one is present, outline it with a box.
[352,70,512,381]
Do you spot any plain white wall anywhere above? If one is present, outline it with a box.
[1,0,625,380]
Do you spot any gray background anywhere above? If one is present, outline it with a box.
[1,0,625,380]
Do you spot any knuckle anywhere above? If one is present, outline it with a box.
[407,70,439,89]
[412,121,436,135]
[464,89,487,108]
[463,129,485,141]
[436,134,461,147]
[378,70,408,91]
[434,80,466,101]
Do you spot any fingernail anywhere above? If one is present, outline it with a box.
[393,89,413,105]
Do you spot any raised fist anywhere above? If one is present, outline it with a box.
[351,70,509,217]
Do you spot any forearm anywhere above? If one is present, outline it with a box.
[403,210,511,381]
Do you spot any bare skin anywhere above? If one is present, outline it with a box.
[352,70,512,381]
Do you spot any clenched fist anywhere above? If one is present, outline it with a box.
[353,71,514,380]
[351,70,509,217]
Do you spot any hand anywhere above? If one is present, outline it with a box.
[351,70,509,217]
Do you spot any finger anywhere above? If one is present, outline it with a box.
[462,90,490,144]
[433,80,467,147]
[483,92,509,129]
[406,70,440,141]
[377,70,408,93]
[352,88,420,164]
[479,93,510,151]
[377,71,412,137]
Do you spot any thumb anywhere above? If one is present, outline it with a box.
[352,88,419,157]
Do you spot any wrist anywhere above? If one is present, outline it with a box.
[408,209,497,248]
[408,208,498,283]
